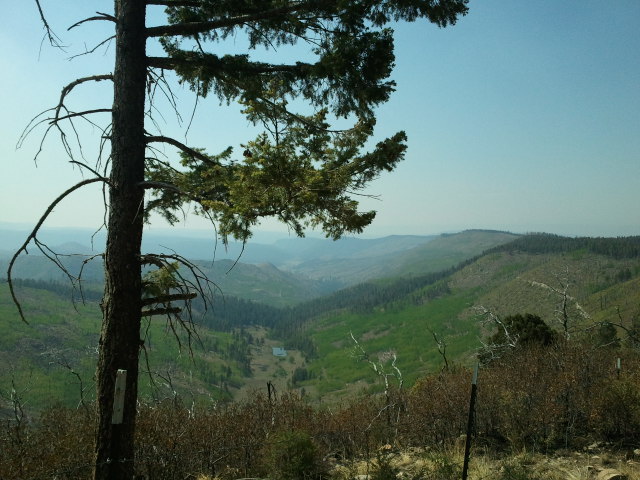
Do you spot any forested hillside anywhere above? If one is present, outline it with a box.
[488,232,640,258]
[288,234,640,398]
[1,232,639,410]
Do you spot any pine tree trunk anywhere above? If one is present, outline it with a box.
[94,1,146,479]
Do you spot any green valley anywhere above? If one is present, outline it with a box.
[1,230,639,412]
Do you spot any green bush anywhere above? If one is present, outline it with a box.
[262,430,325,480]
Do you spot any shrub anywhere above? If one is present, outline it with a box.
[496,456,543,480]
[406,368,470,446]
[261,430,326,480]
[423,452,461,480]
[591,376,640,441]
[2,341,639,478]
[370,448,400,480]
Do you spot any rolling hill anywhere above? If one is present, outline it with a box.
[283,234,640,399]
[1,230,638,410]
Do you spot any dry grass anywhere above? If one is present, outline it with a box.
[326,448,640,480]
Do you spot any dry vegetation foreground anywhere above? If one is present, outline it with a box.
[1,342,639,479]
[327,446,640,480]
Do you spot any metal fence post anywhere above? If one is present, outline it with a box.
[462,364,479,480]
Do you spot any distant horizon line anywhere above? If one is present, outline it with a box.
[0,220,637,241]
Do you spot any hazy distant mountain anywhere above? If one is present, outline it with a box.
[286,230,518,284]
[1,225,436,287]
[0,224,432,266]
[0,227,518,297]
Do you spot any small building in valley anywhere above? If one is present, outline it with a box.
[272,347,287,357]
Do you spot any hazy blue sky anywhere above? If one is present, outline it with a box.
[1,1,638,239]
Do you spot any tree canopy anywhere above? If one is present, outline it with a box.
[18,1,469,478]
[142,0,468,241]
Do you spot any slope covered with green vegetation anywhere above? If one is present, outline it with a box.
[290,234,640,399]
[1,232,638,410]
[0,282,270,411]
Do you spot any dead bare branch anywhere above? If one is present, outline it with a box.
[147,69,183,129]
[141,306,183,317]
[76,253,105,304]
[142,292,198,306]
[52,108,112,123]
[46,351,94,412]
[30,245,87,309]
[68,12,116,31]
[474,306,520,364]
[56,75,113,122]
[34,0,65,49]
[350,331,404,438]
[428,327,449,372]
[69,160,106,179]
[350,332,403,394]
[527,267,590,340]
[68,36,116,60]
[475,305,519,348]
[18,75,113,165]
[7,177,109,323]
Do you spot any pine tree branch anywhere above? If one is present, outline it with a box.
[147,0,203,6]
[139,253,220,307]
[145,1,331,38]
[139,180,183,194]
[145,135,218,165]
[147,55,309,75]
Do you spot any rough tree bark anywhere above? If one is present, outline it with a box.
[93,1,147,479]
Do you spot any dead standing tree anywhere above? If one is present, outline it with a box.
[527,267,591,340]
[12,1,469,479]
[475,305,521,364]
[350,332,404,442]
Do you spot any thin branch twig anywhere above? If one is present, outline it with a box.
[34,0,65,49]
[7,177,109,323]
[67,12,116,31]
